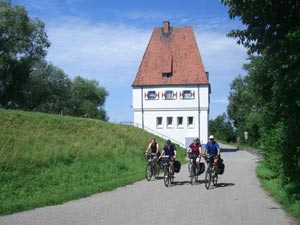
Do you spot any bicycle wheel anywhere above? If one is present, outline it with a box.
[195,166,199,182]
[153,162,160,179]
[190,165,195,185]
[170,166,174,184]
[213,173,218,186]
[205,167,212,189]
[164,166,170,187]
[145,162,152,181]
[188,162,191,173]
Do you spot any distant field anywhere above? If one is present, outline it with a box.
[0,109,185,215]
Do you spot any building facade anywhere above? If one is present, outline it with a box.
[132,21,210,147]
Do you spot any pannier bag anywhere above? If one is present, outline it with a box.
[174,160,181,173]
[218,158,225,175]
[199,162,205,174]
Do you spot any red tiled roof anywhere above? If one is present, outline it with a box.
[132,22,208,86]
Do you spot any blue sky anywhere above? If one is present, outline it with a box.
[12,0,248,123]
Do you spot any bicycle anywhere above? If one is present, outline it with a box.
[204,154,218,189]
[161,155,174,187]
[188,152,199,185]
[145,153,160,181]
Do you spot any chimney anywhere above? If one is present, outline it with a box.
[163,21,170,33]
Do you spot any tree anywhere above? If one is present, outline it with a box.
[23,60,72,114]
[209,113,236,143]
[222,0,300,184]
[227,75,249,129]
[227,58,265,144]
[0,2,50,108]
[70,76,109,121]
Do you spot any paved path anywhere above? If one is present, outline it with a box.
[0,147,298,225]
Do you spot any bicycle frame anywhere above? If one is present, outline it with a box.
[145,153,159,181]
[162,156,174,187]
[188,154,199,185]
[204,155,218,189]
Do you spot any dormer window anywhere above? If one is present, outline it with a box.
[162,72,172,78]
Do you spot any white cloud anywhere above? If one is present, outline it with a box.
[46,18,151,85]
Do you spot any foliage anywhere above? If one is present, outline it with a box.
[222,0,300,184]
[256,161,300,217]
[209,113,236,143]
[0,2,109,121]
[227,60,264,144]
[222,0,300,216]
[69,76,109,120]
[0,109,186,215]
[21,61,109,120]
[0,2,50,107]
[22,60,72,113]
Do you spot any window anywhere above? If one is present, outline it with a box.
[182,90,193,99]
[165,90,173,100]
[187,116,194,128]
[167,117,173,128]
[147,91,156,100]
[162,72,172,78]
[177,117,183,128]
[156,117,163,128]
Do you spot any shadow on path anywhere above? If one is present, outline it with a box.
[221,148,238,152]
[215,182,235,188]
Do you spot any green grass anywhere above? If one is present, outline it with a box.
[0,109,185,215]
[256,161,300,218]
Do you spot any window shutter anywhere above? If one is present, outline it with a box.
[173,92,177,99]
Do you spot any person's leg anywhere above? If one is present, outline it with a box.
[196,157,200,171]
[170,160,174,175]
[214,157,219,174]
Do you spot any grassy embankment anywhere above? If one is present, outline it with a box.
[0,109,185,215]
[256,162,300,217]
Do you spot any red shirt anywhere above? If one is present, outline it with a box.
[189,143,201,153]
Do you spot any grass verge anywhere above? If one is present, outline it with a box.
[256,161,300,218]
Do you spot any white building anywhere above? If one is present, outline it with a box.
[132,21,210,147]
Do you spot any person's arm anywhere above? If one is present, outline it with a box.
[203,143,207,155]
[145,143,151,154]
[156,143,159,154]
[173,145,177,158]
[159,150,165,159]
[216,143,221,157]
[186,147,191,156]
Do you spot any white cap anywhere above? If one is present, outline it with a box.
[209,135,214,139]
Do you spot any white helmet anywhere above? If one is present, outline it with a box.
[209,135,214,139]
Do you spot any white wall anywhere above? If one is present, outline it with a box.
[132,85,209,147]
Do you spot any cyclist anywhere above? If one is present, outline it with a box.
[145,138,159,156]
[159,139,177,176]
[186,138,201,175]
[145,138,160,167]
[203,135,220,174]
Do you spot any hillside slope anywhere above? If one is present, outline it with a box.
[0,109,185,215]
